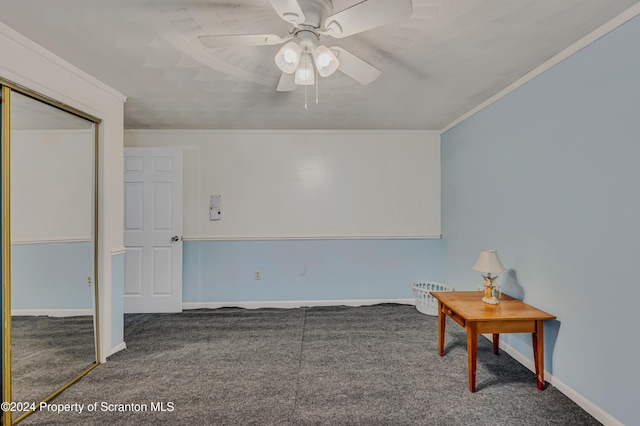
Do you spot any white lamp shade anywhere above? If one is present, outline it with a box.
[295,54,315,85]
[312,45,339,77]
[275,41,301,74]
[472,249,507,274]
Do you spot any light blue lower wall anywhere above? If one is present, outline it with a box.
[183,239,443,303]
[110,252,125,352]
[441,15,640,426]
[12,242,93,310]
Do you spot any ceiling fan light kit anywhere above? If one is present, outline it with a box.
[199,0,413,103]
[275,28,339,84]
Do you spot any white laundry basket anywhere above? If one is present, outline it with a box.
[411,281,453,316]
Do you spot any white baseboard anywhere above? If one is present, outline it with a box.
[482,334,623,426]
[11,308,93,317]
[183,298,415,311]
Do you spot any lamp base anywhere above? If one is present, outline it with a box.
[482,296,499,305]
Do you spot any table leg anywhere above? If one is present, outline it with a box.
[532,320,545,390]
[492,334,499,355]
[466,322,478,392]
[437,301,445,356]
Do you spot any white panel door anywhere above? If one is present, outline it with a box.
[124,147,183,313]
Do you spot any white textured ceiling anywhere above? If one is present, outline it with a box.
[1,0,639,131]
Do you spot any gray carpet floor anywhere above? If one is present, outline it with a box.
[18,304,600,425]
[10,316,96,422]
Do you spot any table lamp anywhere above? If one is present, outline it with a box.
[472,249,507,304]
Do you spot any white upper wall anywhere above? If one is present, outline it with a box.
[125,130,441,240]
[11,130,93,243]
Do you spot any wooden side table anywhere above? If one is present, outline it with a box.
[430,291,556,392]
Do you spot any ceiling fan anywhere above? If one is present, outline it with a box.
[198,0,413,93]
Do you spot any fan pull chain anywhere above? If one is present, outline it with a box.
[304,82,308,110]
[315,68,319,104]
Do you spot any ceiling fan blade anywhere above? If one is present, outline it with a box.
[267,0,306,26]
[276,72,297,92]
[199,33,289,48]
[331,47,381,85]
[323,0,413,38]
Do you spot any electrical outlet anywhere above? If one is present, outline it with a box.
[255,270,261,280]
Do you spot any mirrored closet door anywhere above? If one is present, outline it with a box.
[1,85,100,425]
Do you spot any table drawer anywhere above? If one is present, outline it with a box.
[443,306,465,327]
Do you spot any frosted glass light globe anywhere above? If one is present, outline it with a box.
[316,52,331,67]
[284,49,298,64]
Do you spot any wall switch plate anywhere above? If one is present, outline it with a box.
[210,195,221,221]
[255,270,261,280]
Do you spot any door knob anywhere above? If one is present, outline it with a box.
[170,236,181,242]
